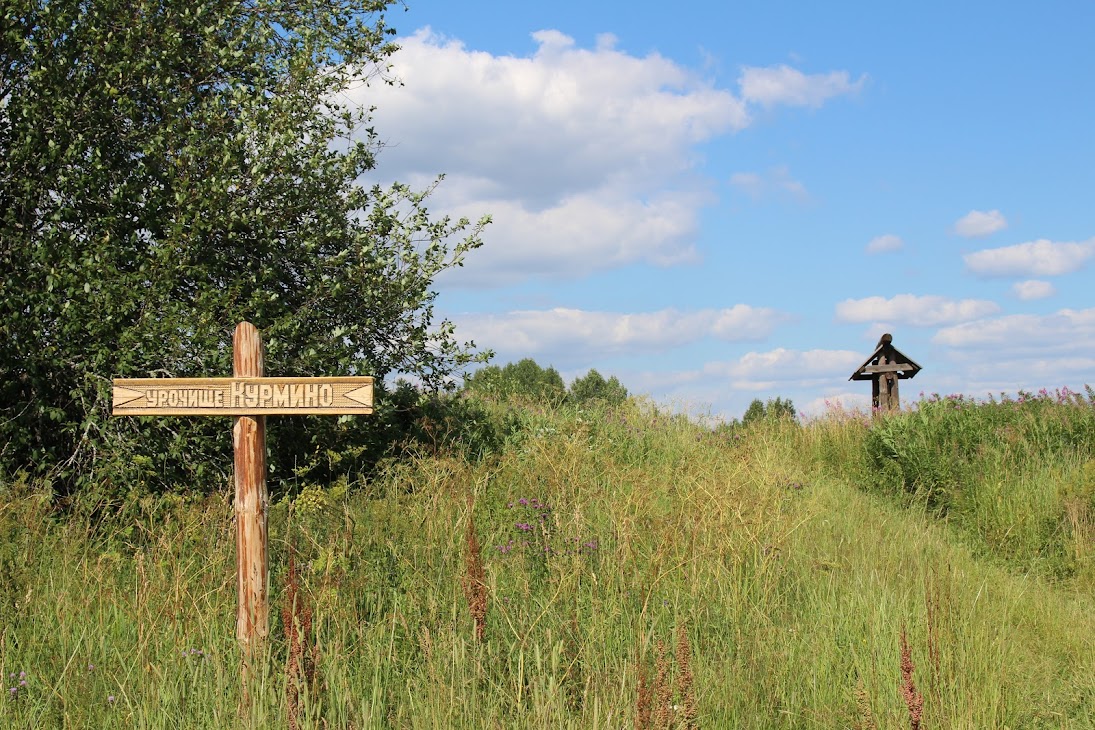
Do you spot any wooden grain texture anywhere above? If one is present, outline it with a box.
[887,373,900,411]
[112,376,374,415]
[233,322,268,661]
[860,363,915,375]
[877,350,891,410]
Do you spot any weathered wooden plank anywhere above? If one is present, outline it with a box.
[233,323,268,674]
[112,376,374,415]
[860,363,915,374]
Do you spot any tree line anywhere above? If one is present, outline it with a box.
[463,359,629,406]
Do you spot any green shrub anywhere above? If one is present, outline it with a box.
[865,390,1095,514]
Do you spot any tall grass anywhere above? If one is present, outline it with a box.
[1,393,1093,727]
[806,387,1095,588]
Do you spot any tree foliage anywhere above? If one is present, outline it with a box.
[463,360,630,407]
[463,359,567,405]
[0,0,489,494]
[742,397,797,426]
[568,369,628,405]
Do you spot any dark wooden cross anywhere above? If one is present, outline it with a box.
[849,333,922,412]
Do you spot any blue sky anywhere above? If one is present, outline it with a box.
[350,0,1095,419]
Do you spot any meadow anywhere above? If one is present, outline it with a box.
[1,388,1093,728]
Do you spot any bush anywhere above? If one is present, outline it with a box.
[864,389,1095,513]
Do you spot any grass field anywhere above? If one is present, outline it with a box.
[1,389,1093,728]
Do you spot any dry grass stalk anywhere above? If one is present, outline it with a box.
[676,624,697,730]
[634,653,652,730]
[282,552,317,730]
[853,678,878,730]
[462,500,488,643]
[653,640,672,729]
[635,627,697,729]
[899,626,924,730]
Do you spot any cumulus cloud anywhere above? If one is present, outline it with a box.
[436,191,705,285]
[738,65,866,108]
[621,348,864,418]
[865,234,904,254]
[452,305,789,360]
[932,308,1095,394]
[963,239,1095,277]
[362,29,749,199]
[1011,280,1056,301]
[834,294,1000,327]
[729,165,809,203]
[933,307,1095,352]
[960,357,1095,385]
[348,29,863,285]
[700,348,863,390]
[953,209,1007,238]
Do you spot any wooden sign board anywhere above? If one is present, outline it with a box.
[112,323,377,692]
[112,377,374,416]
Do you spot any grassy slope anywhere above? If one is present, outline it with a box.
[0,396,1092,728]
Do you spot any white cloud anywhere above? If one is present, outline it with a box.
[738,64,866,108]
[953,209,1008,238]
[619,348,866,421]
[700,348,863,390]
[349,30,863,286]
[1011,280,1056,301]
[834,294,1000,326]
[454,305,789,359]
[729,165,809,203]
[436,191,705,285]
[961,357,1095,383]
[933,308,1095,353]
[865,234,903,254]
[801,392,872,417]
[963,238,1095,277]
[932,320,1093,413]
[361,28,748,201]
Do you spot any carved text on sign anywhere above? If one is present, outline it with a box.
[112,377,374,416]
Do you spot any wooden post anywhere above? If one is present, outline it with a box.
[111,324,374,705]
[233,322,268,665]
[877,350,891,411]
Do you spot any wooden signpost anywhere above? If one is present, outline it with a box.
[112,321,373,682]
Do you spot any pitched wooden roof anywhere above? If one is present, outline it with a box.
[849,334,923,381]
